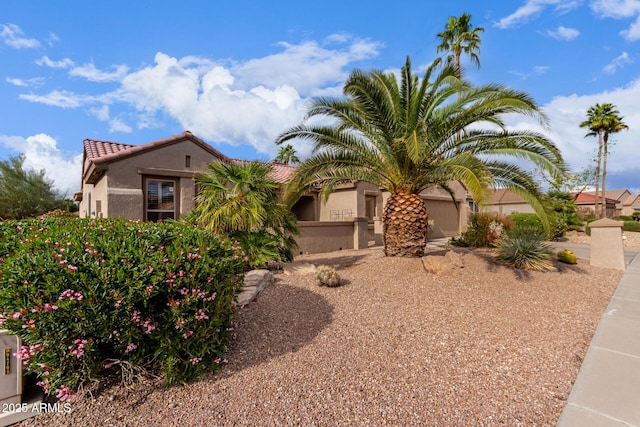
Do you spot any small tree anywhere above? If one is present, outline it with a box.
[187,161,298,268]
[0,155,64,220]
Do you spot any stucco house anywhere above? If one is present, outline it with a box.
[74,131,470,253]
[573,192,618,218]
[621,193,640,216]
[481,188,535,215]
[580,189,631,216]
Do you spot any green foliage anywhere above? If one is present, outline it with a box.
[495,227,555,271]
[0,155,66,220]
[436,12,484,76]
[557,249,577,264]
[455,213,514,247]
[277,56,565,256]
[508,212,567,241]
[544,190,582,231]
[274,144,300,165]
[0,215,245,401]
[623,221,640,232]
[631,212,640,221]
[315,265,341,287]
[188,161,298,268]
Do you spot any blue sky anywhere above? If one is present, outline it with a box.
[1,0,639,195]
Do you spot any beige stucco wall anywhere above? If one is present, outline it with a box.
[297,221,356,254]
[482,202,536,215]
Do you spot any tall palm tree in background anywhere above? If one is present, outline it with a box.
[436,12,484,79]
[275,144,300,165]
[579,103,628,218]
[276,56,565,257]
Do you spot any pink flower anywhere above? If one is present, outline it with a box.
[21,319,36,329]
[194,309,209,321]
[55,385,77,402]
[190,357,202,365]
[145,266,154,274]
[36,379,51,393]
[67,265,78,273]
[182,330,193,339]
[68,339,88,358]
[124,343,137,354]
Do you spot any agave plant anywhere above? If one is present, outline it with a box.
[495,227,555,271]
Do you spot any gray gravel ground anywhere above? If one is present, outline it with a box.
[19,241,626,427]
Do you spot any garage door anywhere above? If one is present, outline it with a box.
[424,199,459,239]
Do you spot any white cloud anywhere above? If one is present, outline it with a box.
[109,118,132,133]
[603,51,633,74]
[590,0,640,40]
[36,56,75,69]
[19,90,97,108]
[0,133,82,194]
[509,65,551,79]
[495,0,579,29]
[15,36,380,159]
[545,26,580,40]
[69,63,129,82]
[590,0,640,18]
[621,15,640,39]
[504,78,640,178]
[0,23,40,49]
[5,77,46,88]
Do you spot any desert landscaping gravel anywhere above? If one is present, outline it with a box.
[19,232,638,426]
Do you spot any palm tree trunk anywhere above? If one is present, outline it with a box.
[383,191,428,257]
[601,135,609,218]
[594,132,603,218]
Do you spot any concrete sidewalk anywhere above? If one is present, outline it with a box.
[557,246,640,426]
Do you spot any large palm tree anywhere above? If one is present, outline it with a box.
[188,161,298,266]
[276,56,565,257]
[579,103,628,218]
[437,12,484,79]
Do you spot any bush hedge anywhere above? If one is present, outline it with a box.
[624,221,640,232]
[0,215,245,401]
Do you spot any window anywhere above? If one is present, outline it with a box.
[146,179,176,221]
[365,195,376,221]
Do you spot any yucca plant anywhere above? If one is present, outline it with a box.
[495,227,555,271]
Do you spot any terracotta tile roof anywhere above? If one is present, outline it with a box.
[83,131,231,165]
[83,139,134,161]
[573,192,617,205]
[231,160,297,184]
[267,162,297,184]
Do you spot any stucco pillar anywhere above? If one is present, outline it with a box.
[590,218,626,271]
[350,217,369,250]
[373,216,384,246]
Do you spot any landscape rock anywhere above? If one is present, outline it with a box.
[237,269,274,306]
[422,250,465,275]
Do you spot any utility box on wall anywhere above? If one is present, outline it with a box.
[0,330,22,406]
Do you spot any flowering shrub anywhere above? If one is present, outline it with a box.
[450,213,514,247]
[0,215,245,401]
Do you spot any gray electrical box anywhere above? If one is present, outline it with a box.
[0,330,22,406]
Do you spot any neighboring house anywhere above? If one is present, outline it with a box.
[74,131,469,252]
[573,192,618,218]
[481,188,535,215]
[580,189,631,216]
[621,194,640,216]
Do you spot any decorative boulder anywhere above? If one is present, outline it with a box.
[237,269,274,306]
[422,250,465,275]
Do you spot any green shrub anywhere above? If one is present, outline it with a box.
[495,227,555,271]
[0,215,245,401]
[617,215,634,221]
[632,212,640,222]
[623,221,640,232]
[508,212,567,241]
[457,213,514,247]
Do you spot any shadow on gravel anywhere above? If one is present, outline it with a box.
[222,282,333,375]
[471,248,590,281]
[296,254,367,269]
